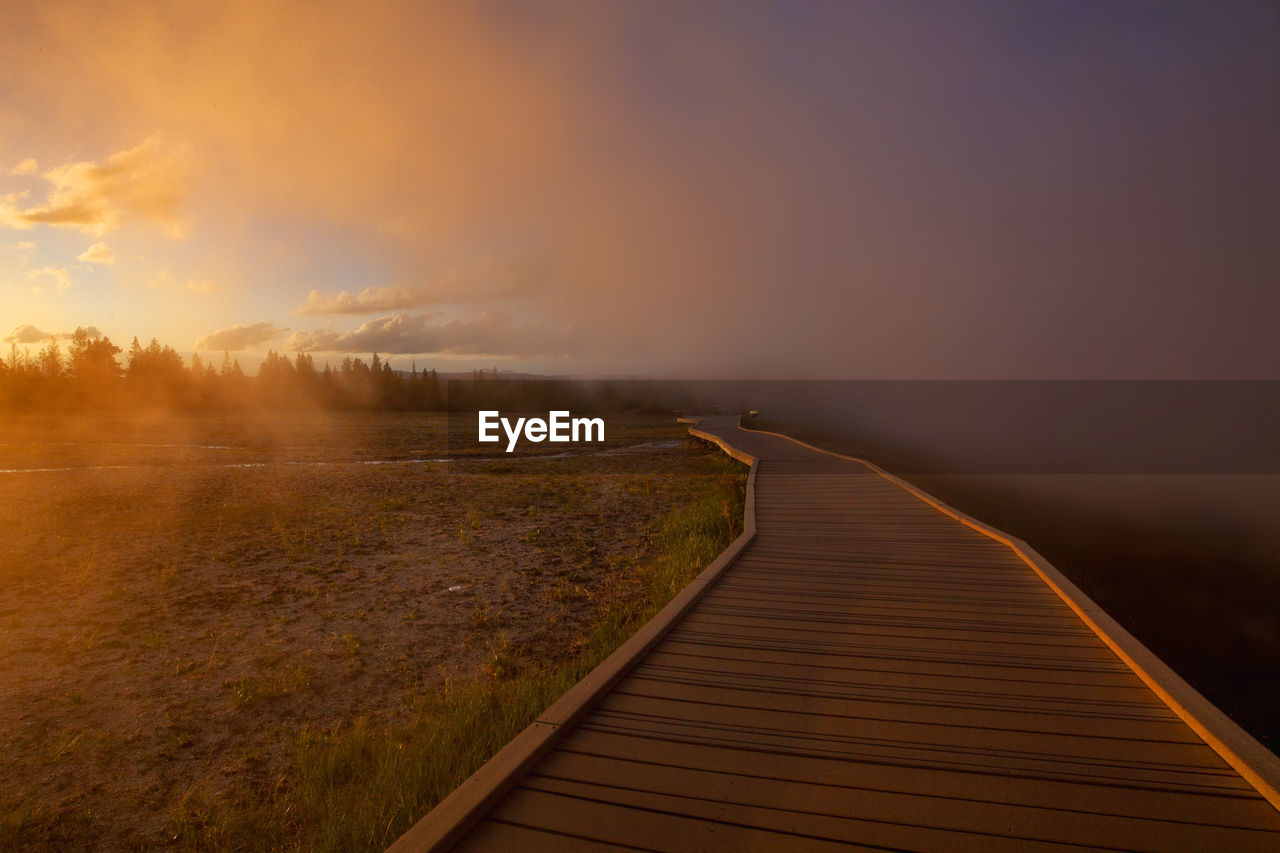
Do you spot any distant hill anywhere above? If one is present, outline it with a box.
[391,369,550,381]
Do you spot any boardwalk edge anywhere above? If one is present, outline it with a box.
[738,418,1280,811]
[387,425,758,852]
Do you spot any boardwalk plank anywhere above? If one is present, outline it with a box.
[450,819,639,853]
[531,750,1280,851]
[520,773,1097,853]
[639,649,1157,699]
[483,787,877,852]
[589,692,1229,777]
[558,729,1280,831]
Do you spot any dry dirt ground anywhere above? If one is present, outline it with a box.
[0,411,730,847]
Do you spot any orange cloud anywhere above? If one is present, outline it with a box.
[10,158,37,176]
[194,321,288,352]
[76,241,114,264]
[0,136,188,237]
[27,266,72,293]
[296,259,542,315]
[295,286,424,316]
[1,4,763,367]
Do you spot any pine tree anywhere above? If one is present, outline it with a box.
[37,340,63,379]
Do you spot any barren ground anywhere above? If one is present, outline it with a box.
[0,411,730,848]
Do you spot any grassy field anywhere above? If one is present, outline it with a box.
[0,412,746,850]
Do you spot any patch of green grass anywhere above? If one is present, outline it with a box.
[482,634,523,680]
[168,455,745,852]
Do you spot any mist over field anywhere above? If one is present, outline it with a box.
[0,404,746,848]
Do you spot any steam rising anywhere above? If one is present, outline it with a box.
[2,2,1277,377]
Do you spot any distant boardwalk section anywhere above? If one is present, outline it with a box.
[391,416,1280,852]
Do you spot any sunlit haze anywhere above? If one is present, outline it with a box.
[3,0,1277,377]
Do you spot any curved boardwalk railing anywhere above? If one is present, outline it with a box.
[391,416,1280,852]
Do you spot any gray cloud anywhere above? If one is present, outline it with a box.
[287,312,596,358]
[4,324,103,344]
[194,321,288,352]
[4,324,53,344]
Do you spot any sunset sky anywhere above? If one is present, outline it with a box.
[2,1,1277,377]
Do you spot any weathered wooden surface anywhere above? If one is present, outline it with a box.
[395,417,1280,852]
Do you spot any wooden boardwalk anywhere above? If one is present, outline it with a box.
[392,417,1280,851]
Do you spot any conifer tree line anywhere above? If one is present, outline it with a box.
[0,327,451,410]
[2,327,718,414]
